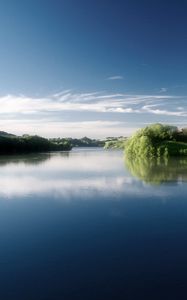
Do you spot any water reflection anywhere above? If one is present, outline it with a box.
[0,149,131,199]
[0,152,70,166]
[0,153,51,166]
[1,149,187,300]
[125,155,187,185]
[0,149,187,200]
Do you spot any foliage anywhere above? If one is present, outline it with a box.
[0,134,72,154]
[50,137,105,148]
[104,137,127,149]
[125,123,187,158]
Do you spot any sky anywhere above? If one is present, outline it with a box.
[0,0,187,138]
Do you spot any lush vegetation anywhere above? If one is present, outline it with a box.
[50,137,105,147]
[0,131,106,154]
[104,137,127,149]
[0,132,72,154]
[125,123,187,158]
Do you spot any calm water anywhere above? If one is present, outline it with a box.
[1,148,187,299]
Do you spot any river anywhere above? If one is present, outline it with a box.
[0,148,187,299]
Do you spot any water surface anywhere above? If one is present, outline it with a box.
[0,149,187,299]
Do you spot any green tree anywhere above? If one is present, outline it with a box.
[125,123,187,158]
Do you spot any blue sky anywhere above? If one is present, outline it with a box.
[0,0,187,137]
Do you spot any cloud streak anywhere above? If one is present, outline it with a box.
[107,75,124,80]
[0,91,186,137]
[0,91,185,116]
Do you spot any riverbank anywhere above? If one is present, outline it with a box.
[0,134,72,154]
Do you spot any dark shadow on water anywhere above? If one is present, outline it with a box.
[0,151,70,166]
[124,155,187,185]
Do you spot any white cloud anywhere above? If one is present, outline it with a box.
[0,92,180,116]
[0,91,186,137]
[107,75,124,80]
[142,104,187,117]
[0,119,137,138]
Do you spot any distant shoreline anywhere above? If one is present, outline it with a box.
[0,132,107,155]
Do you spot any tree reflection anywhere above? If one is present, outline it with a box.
[124,155,187,185]
[0,152,69,166]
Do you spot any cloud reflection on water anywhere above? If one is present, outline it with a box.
[0,149,186,200]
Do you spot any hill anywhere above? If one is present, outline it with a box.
[0,133,72,154]
[0,131,16,138]
[50,137,105,147]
